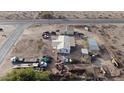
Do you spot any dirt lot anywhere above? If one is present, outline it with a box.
[92,24,124,64]
[74,24,124,79]
[0,25,15,48]
[0,24,124,80]
[0,24,68,77]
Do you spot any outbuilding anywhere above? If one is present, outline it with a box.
[81,49,88,55]
[88,38,100,54]
[81,48,90,63]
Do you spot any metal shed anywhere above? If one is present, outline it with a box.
[88,38,99,51]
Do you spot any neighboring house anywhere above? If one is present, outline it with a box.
[52,35,75,54]
[88,38,100,54]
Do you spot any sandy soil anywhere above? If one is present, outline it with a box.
[69,24,124,79]
[0,23,124,80]
[0,25,15,48]
[91,24,124,79]
[0,24,68,77]
[92,24,124,61]
[1,11,124,20]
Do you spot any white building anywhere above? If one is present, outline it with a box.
[52,35,75,54]
[81,49,88,55]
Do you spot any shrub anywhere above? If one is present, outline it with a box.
[37,12,55,19]
[35,71,50,81]
[1,68,50,81]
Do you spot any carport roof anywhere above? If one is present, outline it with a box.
[88,38,99,51]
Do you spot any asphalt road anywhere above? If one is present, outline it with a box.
[0,18,124,64]
[1,19,124,25]
[0,24,30,64]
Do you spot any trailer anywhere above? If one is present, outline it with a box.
[12,63,39,69]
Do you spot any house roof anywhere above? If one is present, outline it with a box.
[52,35,75,49]
[88,38,99,51]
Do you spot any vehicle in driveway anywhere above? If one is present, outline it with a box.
[42,31,51,39]
[11,56,25,64]
[51,31,56,35]
[0,28,3,32]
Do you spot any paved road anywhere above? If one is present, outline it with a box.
[0,24,30,64]
[0,18,124,64]
[1,19,124,25]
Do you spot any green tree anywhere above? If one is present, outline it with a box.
[35,71,50,81]
[1,68,50,81]
[36,11,55,19]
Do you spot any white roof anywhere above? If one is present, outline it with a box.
[81,49,88,54]
[52,35,75,49]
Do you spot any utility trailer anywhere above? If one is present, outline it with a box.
[12,63,39,69]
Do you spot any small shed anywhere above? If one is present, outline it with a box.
[81,49,89,61]
[88,38,100,54]
[81,49,88,55]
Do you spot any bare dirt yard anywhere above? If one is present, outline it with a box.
[1,11,124,20]
[0,24,68,77]
[0,25,15,48]
[69,24,124,80]
[0,24,124,81]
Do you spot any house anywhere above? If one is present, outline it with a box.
[88,38,100,54]
[52,35,75,54]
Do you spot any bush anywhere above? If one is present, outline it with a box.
[58,15,66,19]
[37,12,55,19]
[1,68,50,81]
[37,39,44,50]
[35,71,50,81]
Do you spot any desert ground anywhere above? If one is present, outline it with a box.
[0,24,67,77]
[1,11,124,19]
[0,25,15,48]
[0,23,124,80]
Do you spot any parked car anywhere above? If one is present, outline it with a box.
[42,31,51,39]
[51,31,56,35]
[0,28,3,31]
[56,29,60,32]
[11,56,25,64]
[41,55,53,63]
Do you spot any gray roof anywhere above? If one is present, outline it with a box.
[88,38,99,51]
